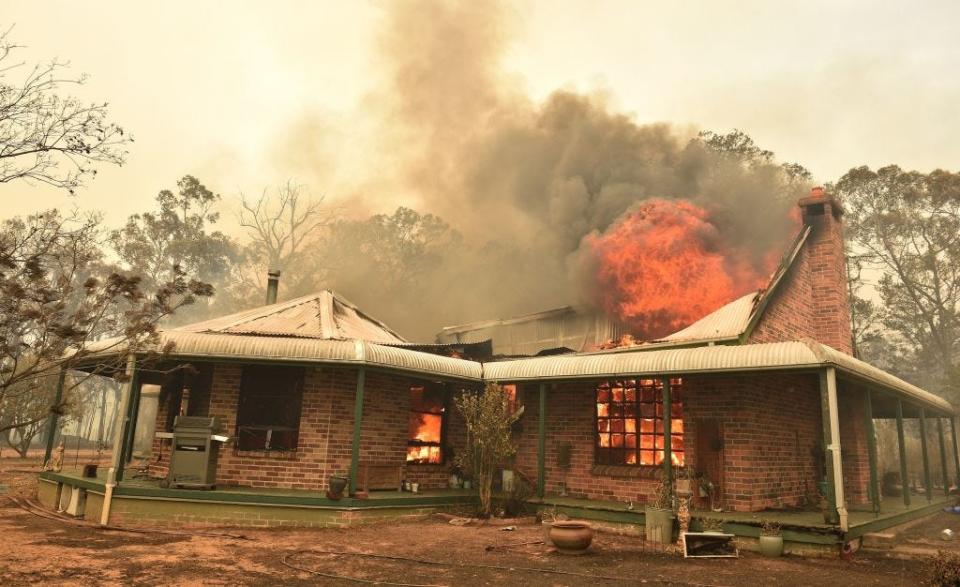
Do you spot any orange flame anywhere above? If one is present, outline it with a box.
[585,199,774,340]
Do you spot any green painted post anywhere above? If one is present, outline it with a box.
[920,408,932,502]
[349,367,366,495]
[938,418,950,497]
[42,368,67,467]
[818,370,840,525]
[122,370,142,465]
[952,418,960,489]
[863,389,880,514]
[115,360,138,483]
[896,400,910,507]
[537,383,547,498]
[662,377,673,499]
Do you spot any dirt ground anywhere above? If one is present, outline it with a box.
[1,456,957,586]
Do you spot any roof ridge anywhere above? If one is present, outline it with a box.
[183,292,325,333]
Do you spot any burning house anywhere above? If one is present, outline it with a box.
[437,305,627,356]
[38,188,959,555]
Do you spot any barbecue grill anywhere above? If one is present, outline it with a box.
[162,416,228,489]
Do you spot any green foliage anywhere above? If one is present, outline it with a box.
[760,521,782,537]
[454,383,521,518]
[837,165,960,400]
[111,176,237,286]
[110,176,237,324]
[0,210,212,436]
[651,471,674,510]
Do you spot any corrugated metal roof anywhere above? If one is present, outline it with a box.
[484,339,954,414]
[80,331,481,381]
[78,334,953,412]
[659,292,758,343]
[174,290,407,344]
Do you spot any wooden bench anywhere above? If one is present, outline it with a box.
[358,463,403,492]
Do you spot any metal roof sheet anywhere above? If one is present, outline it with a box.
[78,334,953,413]
[81,331,481,381]
[659,292,758,343]
[484,339,954,414]
[173,290,407,344]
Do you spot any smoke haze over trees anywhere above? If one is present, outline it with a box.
[837,165,960,404]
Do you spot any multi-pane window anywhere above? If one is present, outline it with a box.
[407,384,446,464]
[236,365,305,451]
[595,378,684,466]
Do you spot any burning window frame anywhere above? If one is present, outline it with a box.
[594,377,684,467]
[406,382,448,465]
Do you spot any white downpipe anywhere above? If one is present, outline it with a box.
[101,353,135,526]
[825,367,849,531]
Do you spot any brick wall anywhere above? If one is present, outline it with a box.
[514,372,868,512]
[146,363,467,492]
[749,189,854,355]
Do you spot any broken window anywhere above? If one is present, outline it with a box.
[407,384,446,464]
[235,365,304,451]
[595,378,684,467]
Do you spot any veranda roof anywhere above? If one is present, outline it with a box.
[483,339,955,416]
[80,331,483,381]
[79,332,953,415]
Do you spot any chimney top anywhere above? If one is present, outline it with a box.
[265,270,281,305]
[798,186,842,219]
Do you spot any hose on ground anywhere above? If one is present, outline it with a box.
[280,548,729,586]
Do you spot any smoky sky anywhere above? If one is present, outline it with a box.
[325,0,802,340]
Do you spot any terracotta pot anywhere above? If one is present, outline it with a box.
[542,521,554,546]
[549,521,594,555]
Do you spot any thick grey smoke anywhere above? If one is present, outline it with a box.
[304,0,805,340]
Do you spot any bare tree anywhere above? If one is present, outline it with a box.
[237,181,337,298]
[0,28,131,193]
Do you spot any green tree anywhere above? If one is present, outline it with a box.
[111,175,238,323]
[454,383,522,518]
[0,210,212,436]
[319,207,462,337]
[836,165,960,400]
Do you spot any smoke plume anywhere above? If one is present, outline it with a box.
[289,0,806,341]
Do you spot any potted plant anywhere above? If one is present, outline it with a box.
[645,473,676,544]
[556,442,572,496]
[327,474,349,500]
[449,462,463,489]
[759,521,784,557]
[700,518,725,534]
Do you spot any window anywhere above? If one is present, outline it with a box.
[595,378,684,466]
[407,384,445,464]
[236,365,304,451]
[502,384,518,415]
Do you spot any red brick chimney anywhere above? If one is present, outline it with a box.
[797,187,853,355]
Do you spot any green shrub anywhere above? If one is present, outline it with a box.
[929,550,960,587]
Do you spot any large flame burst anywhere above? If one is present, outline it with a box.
[585,199,774,340]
